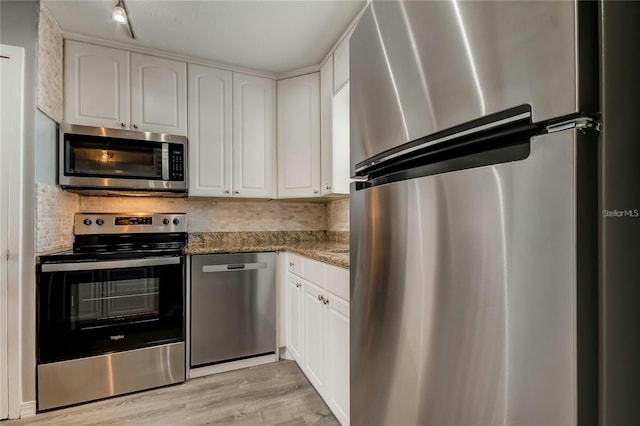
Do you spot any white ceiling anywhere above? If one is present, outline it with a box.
[45,0,365,75]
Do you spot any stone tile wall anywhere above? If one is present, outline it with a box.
[35,188,349,252]
[35,183,79,253]
[79,197,328,232]
[37,3,63,122]
[327,198,349,232]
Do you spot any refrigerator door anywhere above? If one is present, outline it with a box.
[350,0,579,172]
[351,130,578,425]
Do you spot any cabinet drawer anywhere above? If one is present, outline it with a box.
[303,257,325,287]
[325,264,349,302]
[287,253,304,277]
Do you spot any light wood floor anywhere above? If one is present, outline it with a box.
[7,360,339,426]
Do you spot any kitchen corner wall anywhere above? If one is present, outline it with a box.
[35,183,79,254]
[34,187,350,253]
[78,196,328,232]
[37,2,63,122]
[327,198,349,232]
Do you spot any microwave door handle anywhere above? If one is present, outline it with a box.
[41,257,181,272]
[162,143,169,181]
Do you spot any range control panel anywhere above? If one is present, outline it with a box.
[75,213,186,235]
[115,216,153,226]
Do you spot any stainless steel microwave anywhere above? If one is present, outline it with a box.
[59,124,187,195]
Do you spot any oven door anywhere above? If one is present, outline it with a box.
[37,256,185,364]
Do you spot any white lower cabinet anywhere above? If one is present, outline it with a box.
[325,292,350,424]
[285,273,304,362]
[302,280,327,394]
[285,254,350,425]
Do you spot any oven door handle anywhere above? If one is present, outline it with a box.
[41,257,181,272]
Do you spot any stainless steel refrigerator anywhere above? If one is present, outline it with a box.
[350,1,599,425]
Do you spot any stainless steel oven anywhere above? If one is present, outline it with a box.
[37,213,187,411]
[38,256,184,364]
[59,124,187,195]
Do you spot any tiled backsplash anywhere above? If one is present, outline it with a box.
[35,183,79,253]
[79,197,328,232]
[35,184,351,253]
[327,198,349,232]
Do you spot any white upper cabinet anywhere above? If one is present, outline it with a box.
[277,73,321,198]
[131,53,187,135]
[233,73,276,198]
[321,57,350,197]
[65,42,187,135]
[331,83,351,194]
[188,64,232,197]
[65,41,130,129]
[333,35,350,93]
[320,57,334,196]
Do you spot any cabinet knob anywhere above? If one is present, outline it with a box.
[133,124,138,129]
[120,122,126,128]
[224,190,230,194]
[296,283,301,288]
[313,189,319,194]
[324,298,329,305]
[235,190,240,194]
[317,295,323,302]
[289,262,295,267]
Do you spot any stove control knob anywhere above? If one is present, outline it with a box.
[83,219,92,226]
[96,219,104,226]
[163,218,170,225]
[173,218,180,225]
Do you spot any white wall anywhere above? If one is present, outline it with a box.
[34,110,57,186]
[0,0,39,410]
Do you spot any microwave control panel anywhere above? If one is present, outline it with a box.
[169,144,185,181]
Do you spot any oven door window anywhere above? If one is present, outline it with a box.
[64,134,164,180]
[38,261,184,364]
[73,272,160,329]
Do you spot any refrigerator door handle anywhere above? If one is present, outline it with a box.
[354,110,532,177]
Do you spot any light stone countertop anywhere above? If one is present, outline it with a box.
[186,231,349,269]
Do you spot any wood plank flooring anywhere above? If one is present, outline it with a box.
[7,360,339,426]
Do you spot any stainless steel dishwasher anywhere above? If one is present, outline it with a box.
[190,252,276,367]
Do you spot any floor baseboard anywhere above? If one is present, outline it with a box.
[20,400,36,418]
[189,354,277,379]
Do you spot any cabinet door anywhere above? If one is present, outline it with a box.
[302,280,326,393]
[286,273,304,362]
[333,36,350,93]
[277,73,321,198]
[325,292,350,425]
[131,53,187,135]
[65,41,129,129]
[188,64,232,197]
[320,57,334,196]
[233,73,276,198]
[331,83,351,195]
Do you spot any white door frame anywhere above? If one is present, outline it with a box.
[1,44,25,420]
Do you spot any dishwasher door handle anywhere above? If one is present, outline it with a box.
[202,262,268,273]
